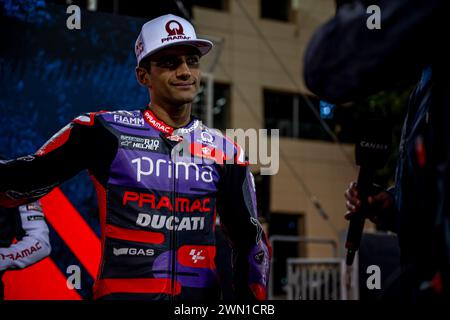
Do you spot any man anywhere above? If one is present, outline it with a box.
[0,14,271,300]
[1,154,52,300]
[0,201,51,300]
[304,0,449,299]
[0,154,51,299]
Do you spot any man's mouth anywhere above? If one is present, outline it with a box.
[172,82,195,88]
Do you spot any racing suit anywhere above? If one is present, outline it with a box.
[0,201,51,299]
[0,109,271,300]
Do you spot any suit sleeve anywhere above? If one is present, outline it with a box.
[0,113,102,208]
[217,163,272,300]
[304,0,445,103]
[0,201,51,271]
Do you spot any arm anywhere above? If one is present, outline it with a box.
[217,164,272,300]
[0,201,51,271]
[0,113,108,208]
[304,0,445,103]
[345,182,398,232]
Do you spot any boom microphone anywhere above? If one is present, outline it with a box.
[345,118,391,266]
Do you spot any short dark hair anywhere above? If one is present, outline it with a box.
[138,56,152,72]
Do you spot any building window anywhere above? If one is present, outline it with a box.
[193,81,231,130]
[50,0,188,19]
[185,0,228,11]
[104,1,183,19]
[260,0,292,22]
[264,89,332,141]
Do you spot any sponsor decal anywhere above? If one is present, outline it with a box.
[123,191,211,213]
[135,35,144,58]
[0,242,42,261]
[25,201,43,212]
[166,135,184,142]
[113,247,154,257]
[202,147,212,156]
[143,110,173,133]
[189,249,205,264]
[177,245,216,268]
[174,119,201,134]
[136,213,205,231]
[143,109,200,134]
[197,131,216,147]
[189,143,226,163]
[113,114,145,127]
[120,135,160,151]
[162,20,191,43]
[26,215,44,221]
[166,20,184,36]
[254,251,265,265]
[131,157,214,183]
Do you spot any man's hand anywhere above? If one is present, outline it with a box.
[344,181,394,223]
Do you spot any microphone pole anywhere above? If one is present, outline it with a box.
[345,166,374,266]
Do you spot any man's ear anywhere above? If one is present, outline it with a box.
[135,66,151,87]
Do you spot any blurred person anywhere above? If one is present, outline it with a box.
[0,14,270,300]
[0,156,51,300]
[304,0,449,300]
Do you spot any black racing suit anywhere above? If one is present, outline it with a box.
[0,108,271,300]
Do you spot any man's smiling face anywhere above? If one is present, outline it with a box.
[143,45,202,107]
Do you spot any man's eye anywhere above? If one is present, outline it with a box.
[156,58,178,68]
[186,56,200,66]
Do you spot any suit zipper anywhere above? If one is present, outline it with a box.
[170,151,177,300]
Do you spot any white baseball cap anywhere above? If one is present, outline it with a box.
[134,14,213,65]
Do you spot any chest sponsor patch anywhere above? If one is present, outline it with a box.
[120,135,161,152]
[136,213,205,231]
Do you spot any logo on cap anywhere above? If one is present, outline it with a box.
[166,20,184,36]
[135,40,144,58]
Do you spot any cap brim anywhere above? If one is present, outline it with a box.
[138,39,213,64]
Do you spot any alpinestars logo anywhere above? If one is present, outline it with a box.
[189,249,205,264]
[120,135,160,152]
[254,251,265,265]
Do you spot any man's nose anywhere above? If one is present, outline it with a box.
[176,60,191,79]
